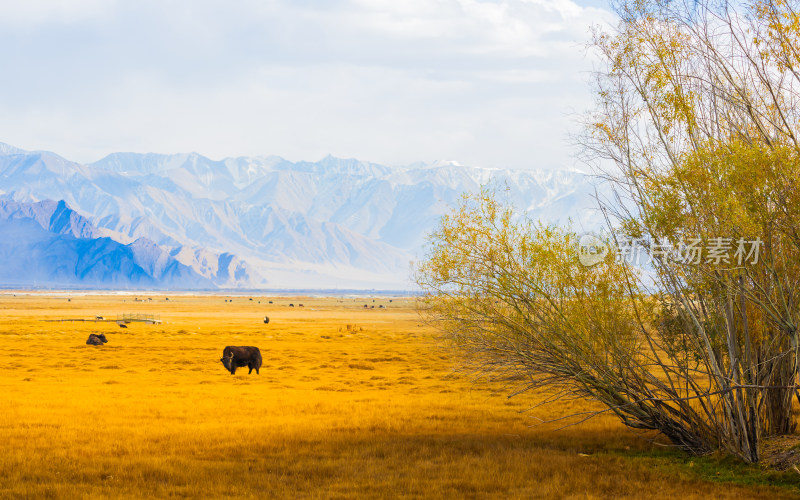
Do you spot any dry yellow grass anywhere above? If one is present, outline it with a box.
[0,293,795,499]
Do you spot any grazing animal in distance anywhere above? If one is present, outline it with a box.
[86,333,108,345]
[289,304,294,307]
[220,346,262,375]
[119,323,128,328]
[263,316,270,324]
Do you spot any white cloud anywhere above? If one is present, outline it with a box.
[0,0,615,169]
[0,0,117,26]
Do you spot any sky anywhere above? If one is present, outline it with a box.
[0,0,616,170]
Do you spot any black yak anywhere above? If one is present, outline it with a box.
[220,346,262,375]
[86,333,108,345]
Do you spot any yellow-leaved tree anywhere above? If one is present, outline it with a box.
[417,0,800,463]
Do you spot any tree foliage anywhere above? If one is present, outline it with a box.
[417,0,800,463]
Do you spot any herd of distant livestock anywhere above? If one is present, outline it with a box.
[82,298,394,375]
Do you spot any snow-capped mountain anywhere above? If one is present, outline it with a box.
[0,143,601,289]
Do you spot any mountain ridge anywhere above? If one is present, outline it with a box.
[0,143,601,289]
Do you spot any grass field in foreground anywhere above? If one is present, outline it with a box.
[0,293,798,499]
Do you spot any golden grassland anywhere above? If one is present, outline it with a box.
[0,293,798,499]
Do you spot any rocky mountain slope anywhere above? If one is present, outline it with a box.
[0,143,601,289]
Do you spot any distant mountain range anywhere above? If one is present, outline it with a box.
[0,143,601,289]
